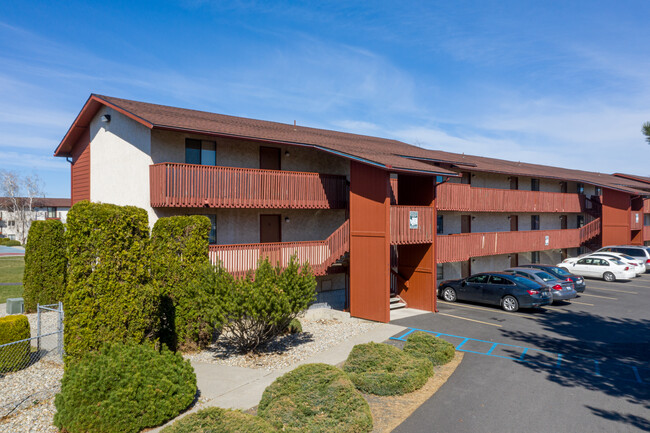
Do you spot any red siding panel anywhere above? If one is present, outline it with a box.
[71,130,90,204]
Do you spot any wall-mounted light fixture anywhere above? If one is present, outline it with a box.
[284,217,290,223]
[471,216,476,220]
[284,150,290,157]
[101,114,111,123]
[507,216,511,220]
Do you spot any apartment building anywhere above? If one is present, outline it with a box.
[0,197,70,242]
[612,173,650,246]
[53,94,650,322]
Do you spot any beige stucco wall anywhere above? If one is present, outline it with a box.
[150,129,350,177]
[89,106,155,222]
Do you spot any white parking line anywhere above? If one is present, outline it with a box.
[445,302,529,317]
[579,293,617,300]
[588,287,637,294]
[570,300,595,306]
[438,312,503,327]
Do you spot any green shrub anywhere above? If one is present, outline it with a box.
[23,219,66,313]
[2,239,21,246]
[343,343,433,396]
[54,343,196,433]
[217,256,316,352]
[258,363,372,433]
[64,201,159,363]
[161,407,276,433]
[286,318,302,334]
[0,315,31,373]
[403,331,455,366]
[151,215,213,351]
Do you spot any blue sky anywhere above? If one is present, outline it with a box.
[1,0,649,197]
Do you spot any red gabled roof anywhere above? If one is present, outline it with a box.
[0,197,70,208]
[54,94,458,177]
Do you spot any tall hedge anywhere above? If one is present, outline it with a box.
[64,201,159,362]
[151,215,213,351]
[23,219,67,312]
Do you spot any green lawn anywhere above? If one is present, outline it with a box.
[0,256,24,283]
[0,256,24,303]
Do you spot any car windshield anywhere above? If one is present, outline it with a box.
[611,259,625,266]
[533,271,555,282]
[509,275,542,288]
[618,254,635,260]
[550,267,570,276]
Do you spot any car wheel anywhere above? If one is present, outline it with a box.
[442,287,457,302]
[603,272,616,282]
[502,295,519,312]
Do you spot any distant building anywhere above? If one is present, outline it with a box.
[0,197,70,242]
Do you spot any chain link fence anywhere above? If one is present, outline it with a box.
[0,302,64,419]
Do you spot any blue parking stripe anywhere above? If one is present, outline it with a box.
[391,328,649,386]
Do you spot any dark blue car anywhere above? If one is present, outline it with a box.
[518,264,586,293]
[438,272,553,312]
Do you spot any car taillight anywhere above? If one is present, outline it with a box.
[624,267,629,271]
[646,259,650,264]
[527,289,540,295]
[565,278,572,282]
[552,284,562,291]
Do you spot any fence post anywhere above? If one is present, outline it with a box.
[36,303,41,353]
[58,301,64,357]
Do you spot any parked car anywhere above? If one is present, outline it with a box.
[589,253,645,276]
[438,272,553,312]
[557,257,636,282]
[505,267,577,303]
[518,264,586,293]
[595,246,650,272]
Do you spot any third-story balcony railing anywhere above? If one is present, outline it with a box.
[436,182,585,213]
[436,218,601,263]
[390,206,433,245]
[150,163,348,209]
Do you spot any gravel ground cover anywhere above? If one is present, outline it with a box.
[185,316,380,371]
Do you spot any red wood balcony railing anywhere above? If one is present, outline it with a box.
[644,225,650,242]
[644,199,650,213]
[436,182,585,213]
[150,163,348,209]
[436,218,601,263]
[631,211,644,231]
[390,206,433,245]
[209,220,349,277]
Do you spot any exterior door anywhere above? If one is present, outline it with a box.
[509,254,518,267]
[260,214,281,243]
[461,274,487,301]
[509,177,518,190]
[560,182,568,193]
[510,215,518,231]
[461,215,472,234]
[260,146,281,170]
[461,260,471,278]
[560,215,568,230]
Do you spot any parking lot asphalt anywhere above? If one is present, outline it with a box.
[390,274,650,433]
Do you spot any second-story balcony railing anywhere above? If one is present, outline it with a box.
[390,206,433,245]
[436,218,601,263]
[150,163,348,209]
[631,211,644,231]
[436,182,585,213]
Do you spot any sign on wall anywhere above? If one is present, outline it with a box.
[409,211,419,229]
[545,235,549,246]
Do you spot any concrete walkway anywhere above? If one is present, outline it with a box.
[150,318,406,432]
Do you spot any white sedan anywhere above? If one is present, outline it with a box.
[557,257,636,282]
[562,253,645,277]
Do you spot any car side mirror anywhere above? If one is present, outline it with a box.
[461,281,467,287]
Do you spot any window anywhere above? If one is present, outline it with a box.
[489,275,513,285]
[594,186,602,196]
[531,178,540,191]
[577,183,585,194]
[436,263,444,280]
[531,251,540,263]
[437,215,443,234]
[576,215,584,228]
[47,207,56,218]
[645,215,650,226]
[531,215,540,230]
[185,139,216,166]
[207,214,217,244]
[467,275,489,284]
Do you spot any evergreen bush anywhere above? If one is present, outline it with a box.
[343,343,433,396]
[216,256,316,352]
[0,315,31,373]
[54,343,197,433]
[63,201,159,362]
[286,318,302,334]
[161,407,276,433]
[403,331,456,366]
[1,239,21,246]
[258,363,373,433]
[23,219,66,312]
[151,215,213,351]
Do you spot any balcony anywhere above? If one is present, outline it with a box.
[390,206,433,245]
[644,225,650,242]
[644,199,650,213]
[150,163,348,209]
[436,218,601,263]
[436,182,585,213]
[631,211,644,231]
[209,220,349,277]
